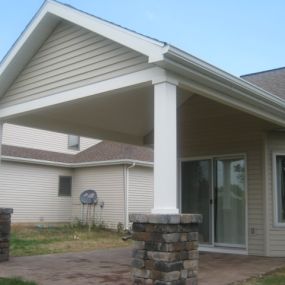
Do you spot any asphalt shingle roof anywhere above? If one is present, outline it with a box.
[1,140,153,164]
[241,67,285,100]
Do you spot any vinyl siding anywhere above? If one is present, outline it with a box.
[1,20,149,108]
[0,161,73,223]
[179,95,275,256]
[128,166,153,215]
[266,132,285,256]
[72,165,125,229]
[3,123,98,154]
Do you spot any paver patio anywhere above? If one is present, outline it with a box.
[0,247,285,285]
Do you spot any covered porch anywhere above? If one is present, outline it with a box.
[2,2,285,284]
[0,73,281,256]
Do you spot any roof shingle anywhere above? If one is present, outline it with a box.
[1,141,153,164]
[241,67,285,100]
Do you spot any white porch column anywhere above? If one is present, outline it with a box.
[152,82,178,214]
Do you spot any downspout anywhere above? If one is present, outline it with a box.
[124,162,136,230]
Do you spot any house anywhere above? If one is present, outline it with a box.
[1,0,285,257]
[0,123,153,229]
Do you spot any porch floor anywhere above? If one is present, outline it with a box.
[0,247,284,285]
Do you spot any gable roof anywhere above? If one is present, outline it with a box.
[241,67,285,101]
[1,0,285,128]
[1,140,154,167]
[0,0,166,98]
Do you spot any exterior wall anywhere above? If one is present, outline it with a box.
[3,123,98,154]
[266,132,285,256]
[0,21,149,109]
[179,94,276,256]
[72,165,125,229]
[128,166,153,215]
[0,161,73,223]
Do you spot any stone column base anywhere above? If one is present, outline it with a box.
[129,213,202,285]
[0,208,13,262]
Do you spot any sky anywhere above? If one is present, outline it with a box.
[0,0,284,76]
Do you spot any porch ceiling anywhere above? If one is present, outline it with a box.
[6,86,154,145]
[5,85,192,145]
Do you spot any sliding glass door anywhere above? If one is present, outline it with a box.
[181,156,246,248]
[214,158,246,247]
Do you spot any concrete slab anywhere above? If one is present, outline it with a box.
[0,248,285,285]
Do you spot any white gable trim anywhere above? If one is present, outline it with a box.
[48,1,166,62]
[0,0,165,78]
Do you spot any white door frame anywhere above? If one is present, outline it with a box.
[180,153,248,253]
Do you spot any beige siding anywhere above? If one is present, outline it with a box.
[179,94,275,256]
[3,123,98,154]
[72,165,125,229]
[1,21,149,108]
[128,166,153,214]
[0,161,73,223]
[266,132,285,256]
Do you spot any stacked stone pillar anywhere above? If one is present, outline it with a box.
[0,208,13,262]
[129,214,202,285]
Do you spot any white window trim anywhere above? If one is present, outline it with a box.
[272,152,285,227]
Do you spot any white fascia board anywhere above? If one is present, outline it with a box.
[167,46,285,107]
[0,67,162,120]
[162,46,285,126]
[0,1,49,75]
[42,1,165,62]
[2,155,153,168]
[0,2,59,97]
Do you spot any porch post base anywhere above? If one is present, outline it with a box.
[129,213,202,285]
[0,208,13,262]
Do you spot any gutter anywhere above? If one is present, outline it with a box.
[156,45,285,127]
[165,45,285,108]
[1,156,153,168]
[124,162,136,230]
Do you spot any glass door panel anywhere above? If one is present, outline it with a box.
[214,158,246,247]
[181,160,212,245]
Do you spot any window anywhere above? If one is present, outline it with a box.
[68,135,80,150]
[275,155,285,224]
[59,176,72,196]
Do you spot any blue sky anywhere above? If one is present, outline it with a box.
[0,0,284,76]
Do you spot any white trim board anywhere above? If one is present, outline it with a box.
[2,155,153,169]
[0,67,162,120]
[272,152,285,228]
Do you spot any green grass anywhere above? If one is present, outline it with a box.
[10,224,131,257]
[238,267,285,285]
[0,278,37,285]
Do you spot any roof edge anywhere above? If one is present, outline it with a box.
[1,155,153,168]
[241,66,285,78]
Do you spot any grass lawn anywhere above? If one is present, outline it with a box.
[238,267,285,285]
[10,224,131,257]
[0,278,37,285]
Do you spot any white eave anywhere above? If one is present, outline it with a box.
[160,45,285,126]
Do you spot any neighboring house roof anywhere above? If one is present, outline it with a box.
[241,67,285,101]
[1,141,154,167]
[2,144,73,163]
[74,141,153,163]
